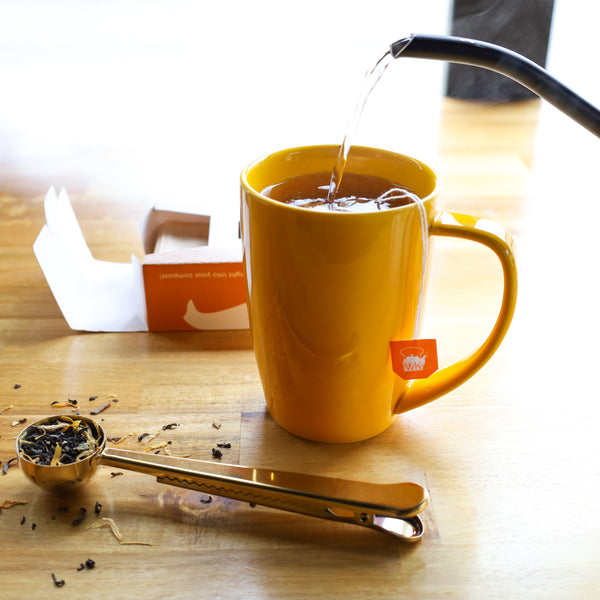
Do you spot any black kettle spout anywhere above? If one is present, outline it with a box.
[391,34,600,139]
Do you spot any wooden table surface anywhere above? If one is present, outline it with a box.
[1,93,600,599]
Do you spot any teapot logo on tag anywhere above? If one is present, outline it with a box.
[390,339,438,380]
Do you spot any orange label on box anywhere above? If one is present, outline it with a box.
[390,339,438,380]
[142,259,247,331]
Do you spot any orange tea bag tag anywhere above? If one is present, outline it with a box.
[390,339,438,379]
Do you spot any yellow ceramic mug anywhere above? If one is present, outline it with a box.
[240,145,517,443]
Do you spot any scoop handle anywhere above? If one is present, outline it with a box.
[101,447,428,541]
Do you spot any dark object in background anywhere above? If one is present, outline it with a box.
[447,0,555,102]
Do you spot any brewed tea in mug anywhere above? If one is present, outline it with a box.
[262,171,419,213]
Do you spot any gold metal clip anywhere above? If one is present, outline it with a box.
[103,448,429,541]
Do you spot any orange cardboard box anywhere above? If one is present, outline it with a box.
[142,246,247,331]
[140,206,249,331]
[34,188,249,332]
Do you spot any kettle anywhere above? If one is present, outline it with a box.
[390,34,600,139]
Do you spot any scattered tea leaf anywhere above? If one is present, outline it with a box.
[2,457,17,475]
[51,573,65,587]
[72,507,87,526]
[11,418,26,427]
[0,404,14,414]
[90,402,111,415]
[211,448,223,459]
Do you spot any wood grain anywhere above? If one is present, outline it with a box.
[1,97,599,600]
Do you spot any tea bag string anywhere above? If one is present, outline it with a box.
[378,188,428,339]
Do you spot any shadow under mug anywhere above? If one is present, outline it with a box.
[240,145,517,443]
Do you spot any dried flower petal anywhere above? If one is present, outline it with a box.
[89,517,123,540]
[89,517,152,546]
[119,541,153,546]
[50,443,63,467]
[50,402,78,409]
[107,435,127,444]
[164,446,191,458]
[144,441,168,453]
[0,499,29,509]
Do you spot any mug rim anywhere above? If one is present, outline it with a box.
[240,144,440,216]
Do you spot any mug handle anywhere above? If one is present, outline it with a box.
[394,211,518,414]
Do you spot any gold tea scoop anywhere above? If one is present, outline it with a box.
[16,416,428,541]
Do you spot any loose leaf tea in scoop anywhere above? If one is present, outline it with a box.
[16,415,106,490]
[18,416,100,466]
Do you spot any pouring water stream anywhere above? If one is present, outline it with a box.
[327,49,395,201]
